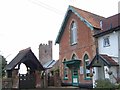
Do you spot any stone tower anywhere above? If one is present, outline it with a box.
[39,41,52,65]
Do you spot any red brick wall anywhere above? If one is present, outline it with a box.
[59,12,96,84]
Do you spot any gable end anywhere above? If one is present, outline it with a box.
[55,6,95,44]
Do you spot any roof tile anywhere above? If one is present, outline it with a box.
[72,6,105,28]
[100,54,119,66]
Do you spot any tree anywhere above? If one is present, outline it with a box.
[0,55,7,78]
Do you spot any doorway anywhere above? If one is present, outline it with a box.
[72,69,79,86]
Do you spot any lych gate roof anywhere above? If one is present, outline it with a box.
[6,48,44,71]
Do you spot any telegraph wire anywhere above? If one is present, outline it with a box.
[28,0,65,15]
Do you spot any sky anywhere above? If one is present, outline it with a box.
[0,0,119,64]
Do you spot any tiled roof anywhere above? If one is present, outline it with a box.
[72,6,105,29]
[93,13,120,37]
[87,54,119,68]
[100,54,119,66]
[102,13,120,30]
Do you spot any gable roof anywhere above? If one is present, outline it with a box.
[102,13,120,30]
[101,54,119,66]
[6,47,44,70]
[87,54,119,68]
[55,5,105,44]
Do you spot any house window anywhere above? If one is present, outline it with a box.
[84,54,91,79]
[70,21,77,45]
[103,36,110,47]
[63,59,68,80]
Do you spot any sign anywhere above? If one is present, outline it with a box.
[80,66,83,74]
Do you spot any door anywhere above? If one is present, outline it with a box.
[72,69,79,86]
[19,74,36,89]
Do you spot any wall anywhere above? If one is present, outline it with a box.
[109,66,118,83]
[59,12,96,84]
[118,30,120,76]
[93,64,118,85]
[98,32,118,57]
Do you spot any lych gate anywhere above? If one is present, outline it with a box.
[5,48,44,89]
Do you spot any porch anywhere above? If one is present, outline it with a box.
[87,54,119,87]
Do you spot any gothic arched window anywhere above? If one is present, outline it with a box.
[84,54,91,79]
[70,21,77,45]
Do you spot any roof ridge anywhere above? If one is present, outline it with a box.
[105,13,120,19]
[19,47,31,53]
[69,5,105,19]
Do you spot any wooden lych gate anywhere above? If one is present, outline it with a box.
[5,48,44,89]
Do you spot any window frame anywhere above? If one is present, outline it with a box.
[84,54,91,80]
[70,21,77,45]
[63,59,68,80]
[103,36,110,47]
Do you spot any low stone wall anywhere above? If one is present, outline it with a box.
[2,78,12,89]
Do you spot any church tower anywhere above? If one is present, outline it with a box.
[39,41,52,65]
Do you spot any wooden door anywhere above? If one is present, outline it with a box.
[19,74,36,89]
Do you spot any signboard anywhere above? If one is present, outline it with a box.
[80,66,83,74]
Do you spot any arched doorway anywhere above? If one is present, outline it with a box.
[6,48,44,89]
[19,63,27,74]
[18,63,36,89]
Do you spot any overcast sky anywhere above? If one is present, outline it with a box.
[0,0,119,63]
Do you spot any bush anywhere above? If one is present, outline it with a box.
[115,83,120,89]
[95,79,115,89]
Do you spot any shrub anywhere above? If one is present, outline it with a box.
[95,79,115,89]
[115,83,120,89]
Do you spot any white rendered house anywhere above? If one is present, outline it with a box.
[88,13,120,87]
